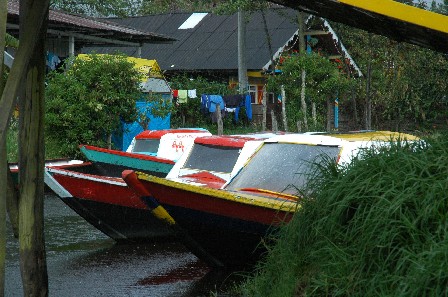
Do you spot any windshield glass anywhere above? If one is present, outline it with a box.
[225,143,340,195]
[183,144,242,173]
[132,139,160,154]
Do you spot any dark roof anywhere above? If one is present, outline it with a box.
[271,0,448,53]
[84,8,359,74]
[6,0,175,46]
[84,8,305,71]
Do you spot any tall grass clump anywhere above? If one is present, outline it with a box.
[240,133,448,296]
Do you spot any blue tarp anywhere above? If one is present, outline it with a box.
[112,100,171,151]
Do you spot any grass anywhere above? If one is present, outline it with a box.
[238,132,448,296]
[6,118,78,162]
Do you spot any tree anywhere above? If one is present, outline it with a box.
[51,0,142,17]
[267,52,354,132]
[45,53,151,157]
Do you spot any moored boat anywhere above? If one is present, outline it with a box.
[79,128,212,177]
[44,133,270,242]
[125,131,420,266]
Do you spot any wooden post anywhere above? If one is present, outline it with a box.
[216,104,223,135]
[0,134,5,295]
[281,85,288,132]
[0,0,50,136]
[18,1,49,295]
[262,86,267,131]
[6,170,19,238]
[0,0,7,291]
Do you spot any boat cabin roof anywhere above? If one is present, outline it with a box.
[135,128,209,140]
[194,135,260,148]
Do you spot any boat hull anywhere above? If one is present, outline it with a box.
[46,168,172,241]
[131,174,296,266]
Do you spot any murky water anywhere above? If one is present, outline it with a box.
[5,194,245,296]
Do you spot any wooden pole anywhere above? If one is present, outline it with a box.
[262,86,267,131]
[0,0,8,292]
[0,0,50,137]
[281,85,288,132]
[216,104,223,136]
[18,1,49,295]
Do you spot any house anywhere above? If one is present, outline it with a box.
[84,7,361,126]
[5,0,175,70]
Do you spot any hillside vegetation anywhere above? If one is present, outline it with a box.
[240,132,448,296]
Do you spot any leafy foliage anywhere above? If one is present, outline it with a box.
[45,53,144,157]
[333,22,448,130]
[51,0,142,17]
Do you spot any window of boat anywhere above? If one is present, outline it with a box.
[183,144,241,173]
[132,139,160,154]
[225,143,340,195]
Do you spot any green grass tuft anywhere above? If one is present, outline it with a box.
[239,132,448,297]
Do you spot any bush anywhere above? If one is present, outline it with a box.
[45,53,144,157]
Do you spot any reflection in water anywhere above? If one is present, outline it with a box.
[5,194,245,297]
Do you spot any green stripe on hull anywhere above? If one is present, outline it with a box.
[83,149,173,174]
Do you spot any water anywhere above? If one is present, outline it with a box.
[5,194,245,296]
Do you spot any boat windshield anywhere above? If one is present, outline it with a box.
[225,143,340,195]
[183,144,241,173]
[132,139,160,154]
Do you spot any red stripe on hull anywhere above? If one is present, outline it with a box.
[53,173,147,209]
[143,181,293,226]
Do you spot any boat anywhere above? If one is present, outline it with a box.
[79,128,212,177]
[124,131,420,266]
[8,158,85,190]
[44,133,271,242]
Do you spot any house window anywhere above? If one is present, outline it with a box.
[248,85,257,104]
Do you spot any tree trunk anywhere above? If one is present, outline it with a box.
[262,86,267,131]
[365,34,373,130]
[326,98,332,132]
[271,110,278,132]
[281,85,287,131]
[301,70,308,131]
[216,104,223,136]
[312,102,317,128]
[18,1,49,295]
[0,0,8,292]
[297,11,308,131]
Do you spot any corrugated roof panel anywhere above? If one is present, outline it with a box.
[194,14,228,33]
[198,31,234,51]
[205,48,238,69]
[177,32,212,51]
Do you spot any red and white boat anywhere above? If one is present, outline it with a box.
[124,131,420,266]
[44,133,271,242]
